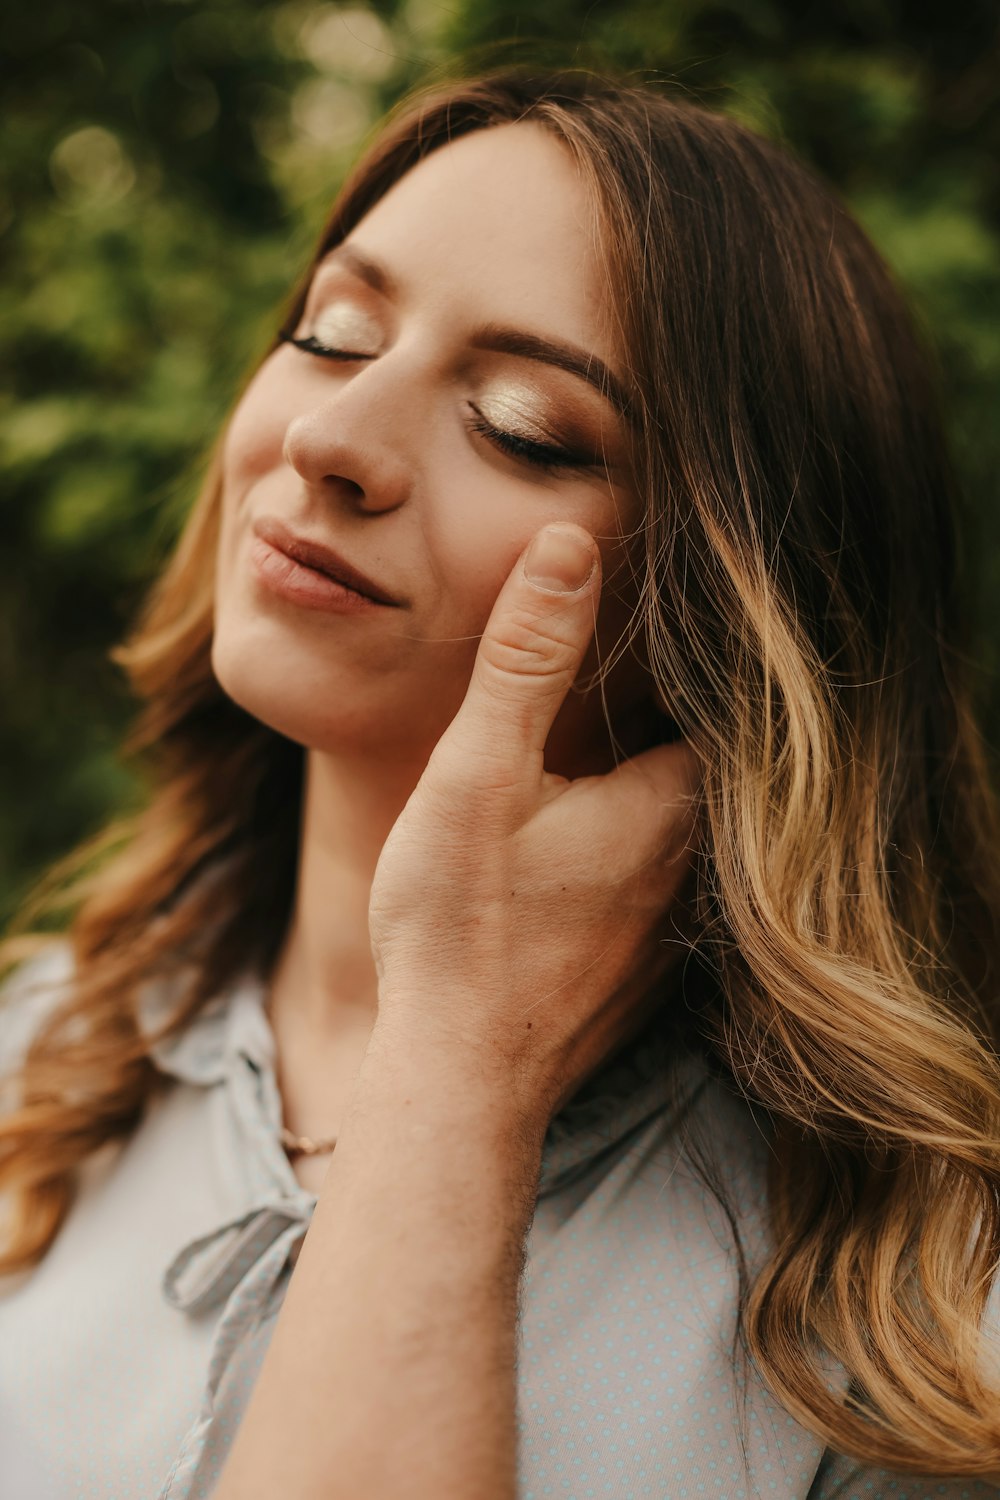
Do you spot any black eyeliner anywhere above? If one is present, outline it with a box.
[281,328,598,475]
[278,330,370,362]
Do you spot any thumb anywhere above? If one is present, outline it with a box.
[444,523,601,775]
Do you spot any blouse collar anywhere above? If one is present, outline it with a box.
[137,966,694,1200]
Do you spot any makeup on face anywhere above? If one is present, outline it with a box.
[311,299,385,358]
[213,123,652,778]
[469,369,622,475]
[286,257,628,481]
[475,380,562,448]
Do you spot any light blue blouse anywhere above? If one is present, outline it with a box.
[0,946,994,1499]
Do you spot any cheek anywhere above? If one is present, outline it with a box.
[430,436,629,571]
[216,372,291,597]
[222,375,286,491]
[429,486,639,650]
[421,483,533,627]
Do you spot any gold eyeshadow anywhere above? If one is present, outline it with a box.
[298,277,623,469]
[474,379,564,444]
[310,298,385,355]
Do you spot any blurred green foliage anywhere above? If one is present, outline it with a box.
[2,0,999,923]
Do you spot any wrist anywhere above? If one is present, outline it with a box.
[358,1011,548,1183]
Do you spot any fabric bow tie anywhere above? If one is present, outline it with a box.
[157,1200,314,1498]
[162,1202,311,1318]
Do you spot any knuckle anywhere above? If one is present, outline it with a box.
[481,601,581,680]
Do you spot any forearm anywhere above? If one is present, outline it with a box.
[213,1023,545,1500]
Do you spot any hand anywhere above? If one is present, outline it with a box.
[368,522,701,1131]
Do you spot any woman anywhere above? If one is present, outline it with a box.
[1,68,998,1498]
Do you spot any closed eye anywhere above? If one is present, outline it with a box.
[280,328,598,477]
[468,414,587,473]
[279,331,375,362]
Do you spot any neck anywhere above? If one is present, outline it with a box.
[267,746,422,1044]
[267,687,667,1045]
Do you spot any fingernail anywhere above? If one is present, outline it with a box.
[523,527,596,593]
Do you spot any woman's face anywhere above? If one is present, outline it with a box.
[213,121,658,776]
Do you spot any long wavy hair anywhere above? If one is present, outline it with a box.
[3,69,1000,1477]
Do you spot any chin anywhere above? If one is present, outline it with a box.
[211,629,355,750]
[210,625,454,762]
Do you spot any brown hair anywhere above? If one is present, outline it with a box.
[3,69,1000,1477]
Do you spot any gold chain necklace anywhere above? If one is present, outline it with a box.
[279,1125,338,1157]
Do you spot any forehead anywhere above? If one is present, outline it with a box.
[337,122,613,357]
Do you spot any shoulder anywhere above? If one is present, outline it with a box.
[0,942,75,1096]
[808,1449,998,1498]
[672,1049,776,1249]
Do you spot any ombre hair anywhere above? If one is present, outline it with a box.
[3,69,1000,1478]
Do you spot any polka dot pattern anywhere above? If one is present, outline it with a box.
[0,954,995,1498]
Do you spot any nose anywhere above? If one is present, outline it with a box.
[282,363,414,515]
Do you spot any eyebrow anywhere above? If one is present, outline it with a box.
[320,242,631,417]
[468,324,630,416]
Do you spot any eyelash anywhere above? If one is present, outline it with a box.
[467,415,581,471]
[279,329,585,474]
[280,331,363,362]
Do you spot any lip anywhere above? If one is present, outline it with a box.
[251,517,401,606]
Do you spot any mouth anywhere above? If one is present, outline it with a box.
[251,517,401,606]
